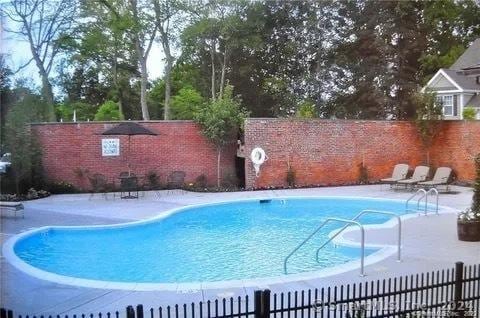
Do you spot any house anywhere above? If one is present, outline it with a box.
[422,38,480,120]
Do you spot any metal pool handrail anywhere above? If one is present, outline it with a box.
[315,210,402,263]
[283,218,365,276]
[405,189,427,214]
[425,188,439,215]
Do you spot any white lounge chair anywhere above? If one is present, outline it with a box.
[418,167,452,191]
[0,201,24,218]
[381,164,410,184]
[397,166,430,189]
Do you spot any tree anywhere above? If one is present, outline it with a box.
[152,0,183,120]
[56,101,100,122]
[94,100,123,121]
[60,0,139,119]
[1,0,77,120]
[195,85,248,187]
[296,101,317,118]
[171,86,204,120]
[4,94,47,194]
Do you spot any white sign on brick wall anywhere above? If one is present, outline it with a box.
[102,138,120,156]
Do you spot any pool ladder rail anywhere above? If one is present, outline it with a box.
[283,210,402,277]
[405,188,439,215]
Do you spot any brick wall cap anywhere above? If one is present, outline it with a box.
[30,120,196,126]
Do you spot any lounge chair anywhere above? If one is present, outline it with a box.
[380,164,410,185]
[397,166,430,189]
[418,167,452,191]
[0,202,24,218]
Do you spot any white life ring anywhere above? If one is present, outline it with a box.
[251,147,267,177]
[251,147,267,165]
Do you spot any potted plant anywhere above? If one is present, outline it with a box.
[458,154,480,241]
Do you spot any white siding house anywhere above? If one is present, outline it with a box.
[422,39,480,120]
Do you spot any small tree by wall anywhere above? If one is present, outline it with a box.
[4,95,46,194]
[413,92,443,165]
[195,85,249,187]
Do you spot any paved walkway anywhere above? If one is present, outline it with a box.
[0,185,478,316]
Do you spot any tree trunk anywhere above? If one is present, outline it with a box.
[130,0,150,120]
[37,62,55,121]
[210,40,216,101]
[139,53,150,120]
[112,49,124,118]
[217,147,222,188]
[159,30,173,120]
[164,53,173,120]
[219,46,228,99]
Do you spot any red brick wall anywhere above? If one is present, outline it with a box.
[430,121,480,182]
[32,121,236,190]
[244,119,429,189]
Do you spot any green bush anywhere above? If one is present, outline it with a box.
[146,170,161,189]
[94,100,123,121]
[194,174,208,188]
[463,106,477,120]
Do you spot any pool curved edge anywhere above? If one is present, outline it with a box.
[2,196,458,292]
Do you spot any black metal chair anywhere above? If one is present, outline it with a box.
[119,174,139,199]
[88,173,114,200]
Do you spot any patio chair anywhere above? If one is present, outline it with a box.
[418,167,452,192]
[167,171,186,189]
[120,175,139,199]
[0,202,24,218]
[396,166,430,189]
[88,173,115,199]
[380,164,410,185]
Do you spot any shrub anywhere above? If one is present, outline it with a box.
[358,163,368,184]
[459,154,480,222]
[146,170,161,188]
[194,174,208,188]
[94,100,123,121]
[222,172,239,189]
[463,107,477,120]
[286,165,296,187]
[47,181,78,194]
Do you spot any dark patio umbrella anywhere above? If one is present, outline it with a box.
[102,122,158,174]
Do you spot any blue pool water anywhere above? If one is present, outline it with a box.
[14,197,409,283]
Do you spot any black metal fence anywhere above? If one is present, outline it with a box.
[2,262,479,318]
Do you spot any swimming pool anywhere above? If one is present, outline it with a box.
[6,197,418,289]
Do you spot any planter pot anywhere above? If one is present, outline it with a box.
[457,220,480,242]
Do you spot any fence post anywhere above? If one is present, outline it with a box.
[136,305,144,318]
[0,308,7,318]
[6,311,12,318]
[126,306,135,318]
[254,290,262,318]
[254,290,271,318]
[454,262,464,318]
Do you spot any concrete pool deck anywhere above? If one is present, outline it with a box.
[0,185,478,315]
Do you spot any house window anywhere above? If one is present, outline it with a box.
[436,95,454,116]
